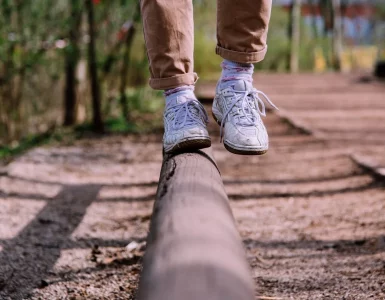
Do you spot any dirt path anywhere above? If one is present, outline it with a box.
[1,74,384,299]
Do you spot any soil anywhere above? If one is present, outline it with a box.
[0,74,385,299]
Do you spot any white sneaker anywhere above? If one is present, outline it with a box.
[163,92,211,154]
[212,80,278,155]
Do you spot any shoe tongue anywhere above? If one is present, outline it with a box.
[230,80,256,126]
[232,80,252,91]
[176,95,192,104]
[166,90,196,106]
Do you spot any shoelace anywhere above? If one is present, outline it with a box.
[166,99,209,131]
[219,88,278,142]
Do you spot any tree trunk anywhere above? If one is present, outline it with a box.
[118,24,134,123]
[12,0,25,139]
[64,0,82,126]
[64,58,77,126]
[118,3,141,122]
[85,0,103,132]
[290,0,301,73]
[332,0,343,71]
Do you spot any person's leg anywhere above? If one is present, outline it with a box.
[216,0,271,64]
[212,0,278,155]
[140,0,210,153]
[141,0,197,90]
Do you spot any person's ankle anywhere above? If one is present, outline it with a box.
[164,85,196,105]
[219,59,254,88]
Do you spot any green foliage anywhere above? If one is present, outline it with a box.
[77,86,164,136]
[0,1,318,149]
[2,0,382,151]
[124,87,164,113]
[104,117,137,133]
[194,32,222,80]
[0,129,61,161]
[74,118,137,134]
[193,0,222,79]
[192,5,325,74]
[255,7,291,72]
[127,26,150,86]
[375,3,385,19]
[0,0,148,146]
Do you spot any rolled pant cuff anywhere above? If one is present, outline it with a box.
[149,72,198,90]
[216,45,268,64]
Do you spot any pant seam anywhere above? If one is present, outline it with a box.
[149,72,198,90]
[216,45,268,63]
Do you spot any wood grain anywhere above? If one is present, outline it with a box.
[137,148,254,300]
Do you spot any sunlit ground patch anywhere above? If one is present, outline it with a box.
[0,198,46,239]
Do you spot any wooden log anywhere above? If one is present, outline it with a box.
[137,148,254,300]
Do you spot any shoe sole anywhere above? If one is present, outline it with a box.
[211,110,268,156]
[165,137,211,154]
[224,142,267,155]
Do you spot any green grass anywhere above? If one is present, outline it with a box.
[0,88,165,163]
[104,117,138,133]
[0,114,163,164]
[74,115,161,135]
[124,87,164,113]
[0,129,60,162]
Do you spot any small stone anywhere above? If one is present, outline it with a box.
[38,279,49,289]
[354,239,366,246]
[126,241,139,252]
[91,245,102,255]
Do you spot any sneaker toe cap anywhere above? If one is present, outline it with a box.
[225,123,268,147]
[164,126,209,145]
[186,126,209,137]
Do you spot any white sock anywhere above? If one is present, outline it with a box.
[164,85,196,105]
[219,59,254,88]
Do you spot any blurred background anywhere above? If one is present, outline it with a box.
[1,2,385,299]
[0,0,384,159]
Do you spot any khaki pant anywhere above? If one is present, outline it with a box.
[140,0,272,90]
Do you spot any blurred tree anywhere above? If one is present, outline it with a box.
[64,0,83,126]
[85,0,103,132]
[331,0,343,70]
[0,0,56,142]
[0,0,155,145]
[290,0,301,73]
[119,2,141,122]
